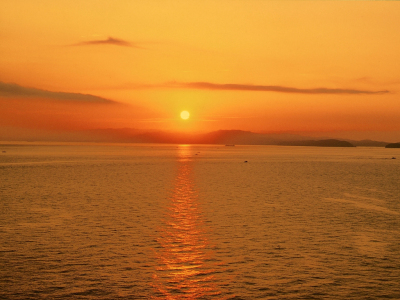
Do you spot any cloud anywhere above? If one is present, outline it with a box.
[121,81,389,94]
[0,82,117,104]
[73,36,143,48]
[168,82,389,95]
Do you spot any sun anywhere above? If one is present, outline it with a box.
[180,111,190,120]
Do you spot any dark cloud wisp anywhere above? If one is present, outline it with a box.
[73,36,142,48]
[169,82,389,95]
[0,82,117,104]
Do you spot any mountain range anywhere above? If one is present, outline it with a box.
[1,128,397,147]
[77,129,394,147]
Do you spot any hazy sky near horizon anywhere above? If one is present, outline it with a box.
[1,0,400,141]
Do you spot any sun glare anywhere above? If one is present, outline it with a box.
[180,111,190,120]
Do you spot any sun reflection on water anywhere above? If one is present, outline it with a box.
[152,146,223,299]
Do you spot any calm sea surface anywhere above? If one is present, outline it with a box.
[1,143,399,299]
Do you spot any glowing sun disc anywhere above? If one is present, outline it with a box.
[180,111,190,120]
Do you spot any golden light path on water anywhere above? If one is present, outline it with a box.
[152,146,224,299]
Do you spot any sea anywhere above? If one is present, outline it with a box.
[1,143,399,299]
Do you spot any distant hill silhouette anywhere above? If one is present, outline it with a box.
[0,127,391,146]
[350,139,389,147]
[84,129,356,147]
[199,130,306,145]
[279,139,355,147]
[385,143,400,148]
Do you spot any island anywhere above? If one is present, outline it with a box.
[385,143,400,148]
[280,139,355,147]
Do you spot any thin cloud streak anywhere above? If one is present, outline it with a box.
[73,36,143,48]
[121,81,389,94]
[170,82,389,95]
[0,82,117,104]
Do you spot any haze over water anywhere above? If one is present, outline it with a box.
[1,143,399,299]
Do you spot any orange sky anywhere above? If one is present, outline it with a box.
[1,1,400,142]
